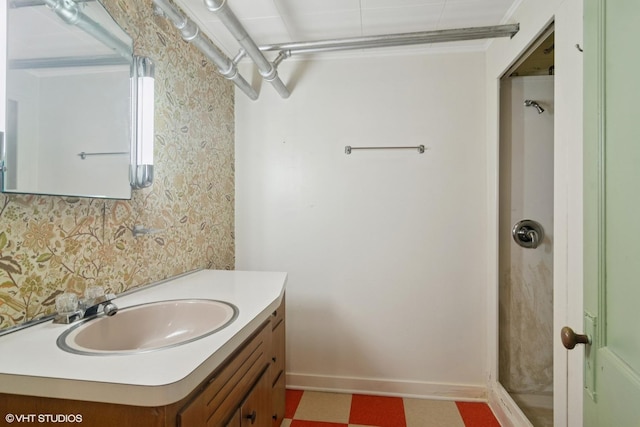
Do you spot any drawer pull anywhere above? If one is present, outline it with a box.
[246,410,257,424]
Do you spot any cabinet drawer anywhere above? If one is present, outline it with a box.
[178,321,271,426]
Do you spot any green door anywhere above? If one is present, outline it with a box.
[583,0,640,425]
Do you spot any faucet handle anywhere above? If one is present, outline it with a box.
[53,293,84,324]
[84,285,105,302]
[53,291,118,324]
[55,292,79,314]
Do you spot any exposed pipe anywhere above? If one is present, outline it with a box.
[203,0,290,99]
[9,54,129,69]
[259,24,520,56]
[42,0,132,60]
[153,0,257,100]
[10,0,94,8]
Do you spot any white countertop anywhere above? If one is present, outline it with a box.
[0,269,287,407]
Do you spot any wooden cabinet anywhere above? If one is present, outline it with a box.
[0,298,286,427]
[176,297,286,427]
[216,367,271,427]
[178,320,272,426]
[270,299,286,426]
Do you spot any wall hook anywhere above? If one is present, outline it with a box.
[575,44,583,52]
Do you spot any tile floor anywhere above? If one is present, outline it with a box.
[283,390,501,427]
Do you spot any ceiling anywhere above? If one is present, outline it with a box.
[9,2,130,60]
[172,0,522,60]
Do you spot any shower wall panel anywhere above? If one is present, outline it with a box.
[499,76,554,395]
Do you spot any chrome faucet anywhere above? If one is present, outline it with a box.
[53,293,118,324]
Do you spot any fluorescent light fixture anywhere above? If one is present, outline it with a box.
[131,56,155,189]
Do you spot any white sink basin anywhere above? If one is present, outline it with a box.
[57,299,238,355]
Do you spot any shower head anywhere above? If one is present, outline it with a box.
[524,99,545,114]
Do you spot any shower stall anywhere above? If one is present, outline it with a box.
[499,73,554,427]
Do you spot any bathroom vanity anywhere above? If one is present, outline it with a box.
[0,270,287,426]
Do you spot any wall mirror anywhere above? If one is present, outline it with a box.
[1,0,137,199]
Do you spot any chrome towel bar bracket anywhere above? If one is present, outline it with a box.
[345,145,425,155]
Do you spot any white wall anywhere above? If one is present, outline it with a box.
[5,68,130,198]
[484,0,584,426]
[37,70,130,198]
[6,70,40,189]
[236,52,489,399]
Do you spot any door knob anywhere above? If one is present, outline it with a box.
[512,219,544,249]
[561,326,591,349]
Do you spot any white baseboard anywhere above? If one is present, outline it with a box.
[286,373,487,402]
[488,382,534,427]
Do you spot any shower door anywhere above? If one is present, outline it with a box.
[581,0,640,425]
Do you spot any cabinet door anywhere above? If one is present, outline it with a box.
[271,373,285,427]
[271,318,285,426]
[240,370,271,427]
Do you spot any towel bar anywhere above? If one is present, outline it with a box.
[344,145,425,155]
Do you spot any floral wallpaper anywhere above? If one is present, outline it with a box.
[0,0,235,330]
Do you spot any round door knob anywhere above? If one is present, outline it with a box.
[561,326,590,349]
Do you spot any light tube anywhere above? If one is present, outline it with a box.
[130,56,155,189]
